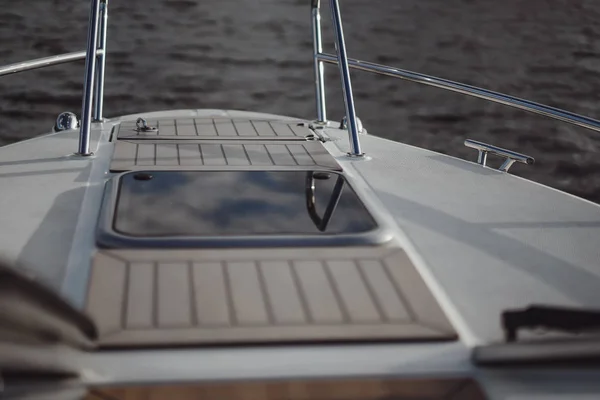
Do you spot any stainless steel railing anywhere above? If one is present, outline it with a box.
[313,0,600,157]
[78,0,105,155]
[0,51,98,77]
[0,0,108,156]
[3,0,599,158]
[312,0,363,156]
[94,0,109,125]
[311,1,327,123]
[328,0,362,156]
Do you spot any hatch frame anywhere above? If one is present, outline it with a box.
[96,169,395,249]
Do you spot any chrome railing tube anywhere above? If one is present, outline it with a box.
[311,0,327,123]
[94,0,108,122]
[78,0,102,156]
[0,51,100,77]
[316,52,600,134]
[329,0,363,156]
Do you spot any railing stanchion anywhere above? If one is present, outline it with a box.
[329,0,363,156]
[78,0,101,156]
[311,0,327,123]
[94,0,108,122]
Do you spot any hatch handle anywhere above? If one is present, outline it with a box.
[464,139,534,172]
[305,172,345,231]
[135,117,158,133]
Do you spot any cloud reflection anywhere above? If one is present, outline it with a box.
[114,171,377,237]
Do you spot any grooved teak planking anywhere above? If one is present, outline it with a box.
[86,247,457,347]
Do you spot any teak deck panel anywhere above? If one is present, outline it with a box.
[88,377,486,400]
[85,247,457,348]
[110,140,341,171]
[117,118,311,140]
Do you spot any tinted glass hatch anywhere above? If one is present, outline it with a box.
[114,170,377,237]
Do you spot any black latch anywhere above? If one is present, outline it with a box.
[503,305,600,342]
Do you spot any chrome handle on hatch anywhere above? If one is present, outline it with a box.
[305,172,345,232]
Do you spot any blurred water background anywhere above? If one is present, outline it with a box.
[1,0,600,201]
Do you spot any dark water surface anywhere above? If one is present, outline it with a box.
[1,0,600,201]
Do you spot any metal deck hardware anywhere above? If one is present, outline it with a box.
[94,0,109,123]
[135,118,158,133]
[78,0,102,156]
[0,50,103,77]
[464,139,534,172]
[0,1,108,156]
[310,1,600,159]
[311,0,327,124]
[305,171,345,231]
[328,0,363,157]
[53,112,80,132]
[340,116,365,135]
[2,0,600,159]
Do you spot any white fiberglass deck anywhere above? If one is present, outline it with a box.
[1,109,600,399]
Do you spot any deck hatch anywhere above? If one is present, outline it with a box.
[98,170,385,248]
[116,118,312,140]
